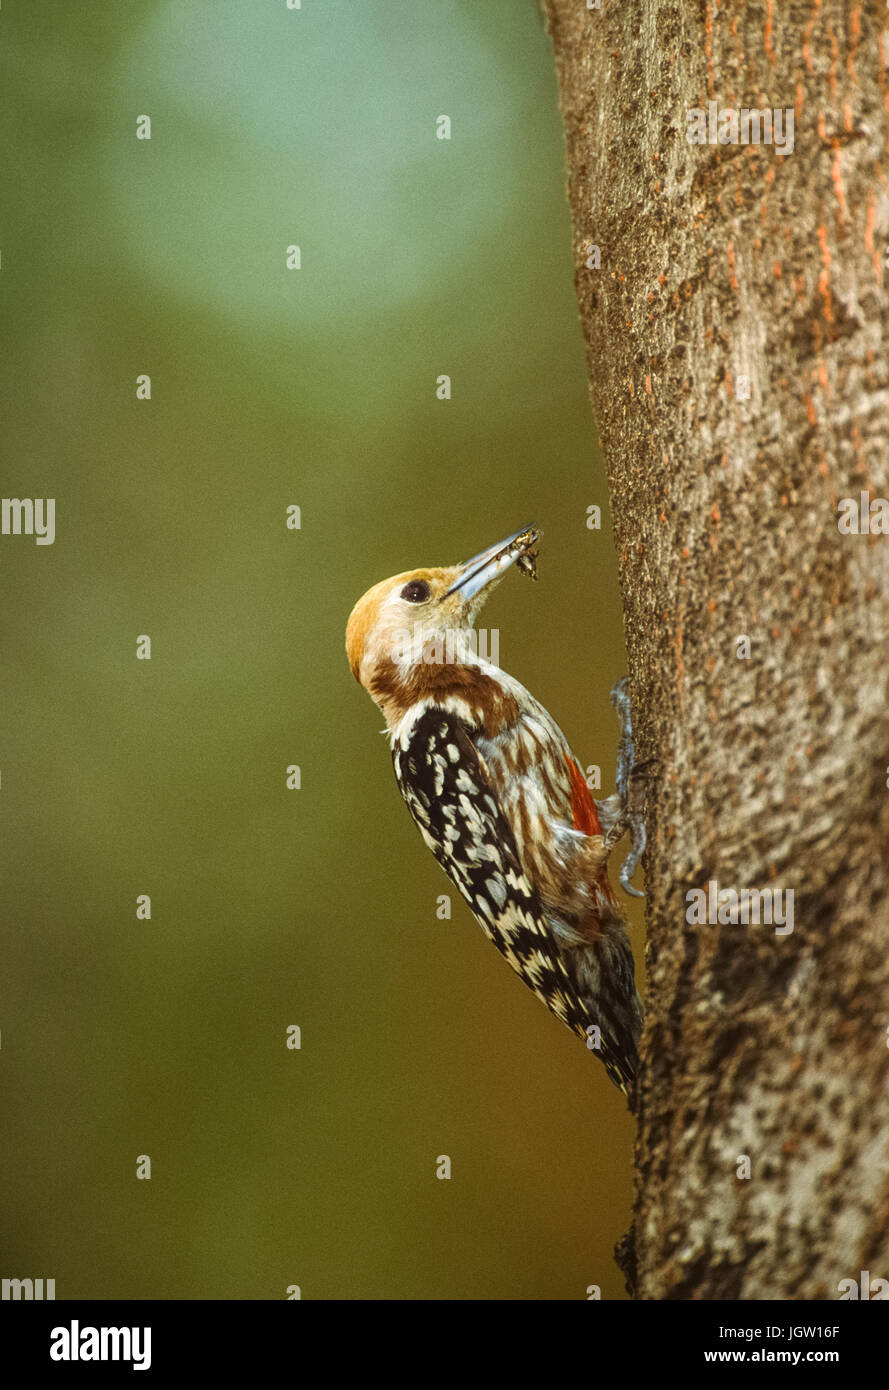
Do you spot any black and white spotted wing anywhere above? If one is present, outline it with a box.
[392,706,591,1038]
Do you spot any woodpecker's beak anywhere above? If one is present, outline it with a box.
[443,525,539,602]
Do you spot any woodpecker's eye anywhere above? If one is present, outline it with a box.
[400,580,430,604]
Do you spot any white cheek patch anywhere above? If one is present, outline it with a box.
[376,592,426,668]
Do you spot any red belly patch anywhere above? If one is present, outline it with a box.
[565,754,603,837]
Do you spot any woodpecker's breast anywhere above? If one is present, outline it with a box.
[477,708,575,879]
[463,674,615,932]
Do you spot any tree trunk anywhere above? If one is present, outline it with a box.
[542,0,889,1300]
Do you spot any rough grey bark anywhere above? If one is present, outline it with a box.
[542,0,889,1299]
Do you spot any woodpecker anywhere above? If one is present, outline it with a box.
[346,526,646,1106]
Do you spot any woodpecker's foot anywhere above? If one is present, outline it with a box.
[595,677,648,898]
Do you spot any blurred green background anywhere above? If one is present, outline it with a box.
[1,0,641,1299]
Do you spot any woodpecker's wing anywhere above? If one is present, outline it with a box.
[392,706,594,1040]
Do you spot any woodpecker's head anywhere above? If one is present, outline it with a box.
[346,526,539,718]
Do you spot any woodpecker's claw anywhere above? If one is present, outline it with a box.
[596,677,649,898]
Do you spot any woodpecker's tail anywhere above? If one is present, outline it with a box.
[598,988,643,1112]
[568,918,644,1110]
